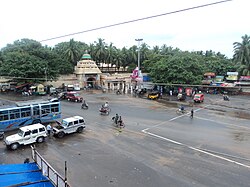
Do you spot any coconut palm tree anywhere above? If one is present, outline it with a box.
[64,39,81,65]
[106,43,117,71]
[94,38,107,67]
[233,35,250,75]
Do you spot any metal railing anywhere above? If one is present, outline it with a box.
[31,146,71,187]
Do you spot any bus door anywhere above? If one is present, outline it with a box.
[31,104,41,120]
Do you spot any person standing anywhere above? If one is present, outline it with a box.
[190,109,194,119]
[47,124,52,137]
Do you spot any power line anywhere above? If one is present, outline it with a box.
[39,0,233,43]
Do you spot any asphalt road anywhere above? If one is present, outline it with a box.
[0,91,250,187]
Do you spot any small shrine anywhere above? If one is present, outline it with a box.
[74,53,102,88]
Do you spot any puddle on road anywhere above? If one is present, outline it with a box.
[232,131,250,142]
[231,111,250,120]
[215,110,250,120]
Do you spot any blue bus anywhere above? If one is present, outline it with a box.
[0,99,61,131]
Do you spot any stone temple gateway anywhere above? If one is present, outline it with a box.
[74,53,102,88]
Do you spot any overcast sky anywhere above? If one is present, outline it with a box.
[1,0,249,58]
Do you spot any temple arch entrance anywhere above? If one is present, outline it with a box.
[87,77,96,88]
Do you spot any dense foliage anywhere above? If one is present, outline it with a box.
[0,34,249,84]
[233,34,250,76]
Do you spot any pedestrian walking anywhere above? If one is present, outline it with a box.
[190,109,194,119]
[47,124,52,137]
[169,90,173,96]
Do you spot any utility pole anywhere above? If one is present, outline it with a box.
[135,39,143,71]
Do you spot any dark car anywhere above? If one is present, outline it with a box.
[65,92,83,102]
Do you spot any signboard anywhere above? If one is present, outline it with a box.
[131,67,143,82]
[239,76,250,81]
[226,72,238,81]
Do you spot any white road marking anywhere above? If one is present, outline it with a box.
[141,103,250,169]
[142,129,250,169]
[194,116,250,130]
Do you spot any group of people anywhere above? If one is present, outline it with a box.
[112,114,124,127]
[179,105,194,118]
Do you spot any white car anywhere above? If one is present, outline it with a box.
[4,123,47,150]
[53,116,86,138]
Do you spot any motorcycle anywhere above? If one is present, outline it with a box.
[112,117,125,128]
[223,95,230,101]
[116,90,121,95]
[81,103,89,110]
[99,107,111,115]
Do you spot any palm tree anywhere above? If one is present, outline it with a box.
[64,39,81,65]
[233,35,250,75]
[152,45,160,54]
[94,38,107,67]
[106,43,116,71]
[139,43,150,69]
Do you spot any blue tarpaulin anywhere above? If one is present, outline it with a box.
[0,162,54,187]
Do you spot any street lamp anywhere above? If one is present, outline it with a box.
[135,39,143,71]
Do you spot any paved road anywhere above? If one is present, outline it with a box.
[0,91,250,187]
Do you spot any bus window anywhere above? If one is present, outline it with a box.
[21,107,31,117]
[9,109,21,119]
[41,105,50,114]
[51,104,59,112]
[33,106,40,116]
[0,110,9,121]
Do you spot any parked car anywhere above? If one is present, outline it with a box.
[194,93,204,103]
[53,116,86,138]
[4,123,47,150]
[65,92,83,102]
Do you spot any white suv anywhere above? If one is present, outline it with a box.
[53,116,86,138]
[4,123,47,150]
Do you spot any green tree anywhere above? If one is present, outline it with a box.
[233,34,250,75]
[94,38,107,66]
[64,39,82,65]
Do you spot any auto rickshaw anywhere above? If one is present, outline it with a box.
[177,93,186,101]
[147,91,160,100]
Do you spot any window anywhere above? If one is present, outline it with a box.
[9,109,20,119]
[39,128,45,132]
[41,105,51,114]
[32,129,38,134]
[24,131,31,137]
[79,119,84,123]
[68,122,73,126]
[51,104,59,112]
[74,120,78,125]
[21,107,31,117]
[33,106,40,116]
[0,110,8,121]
